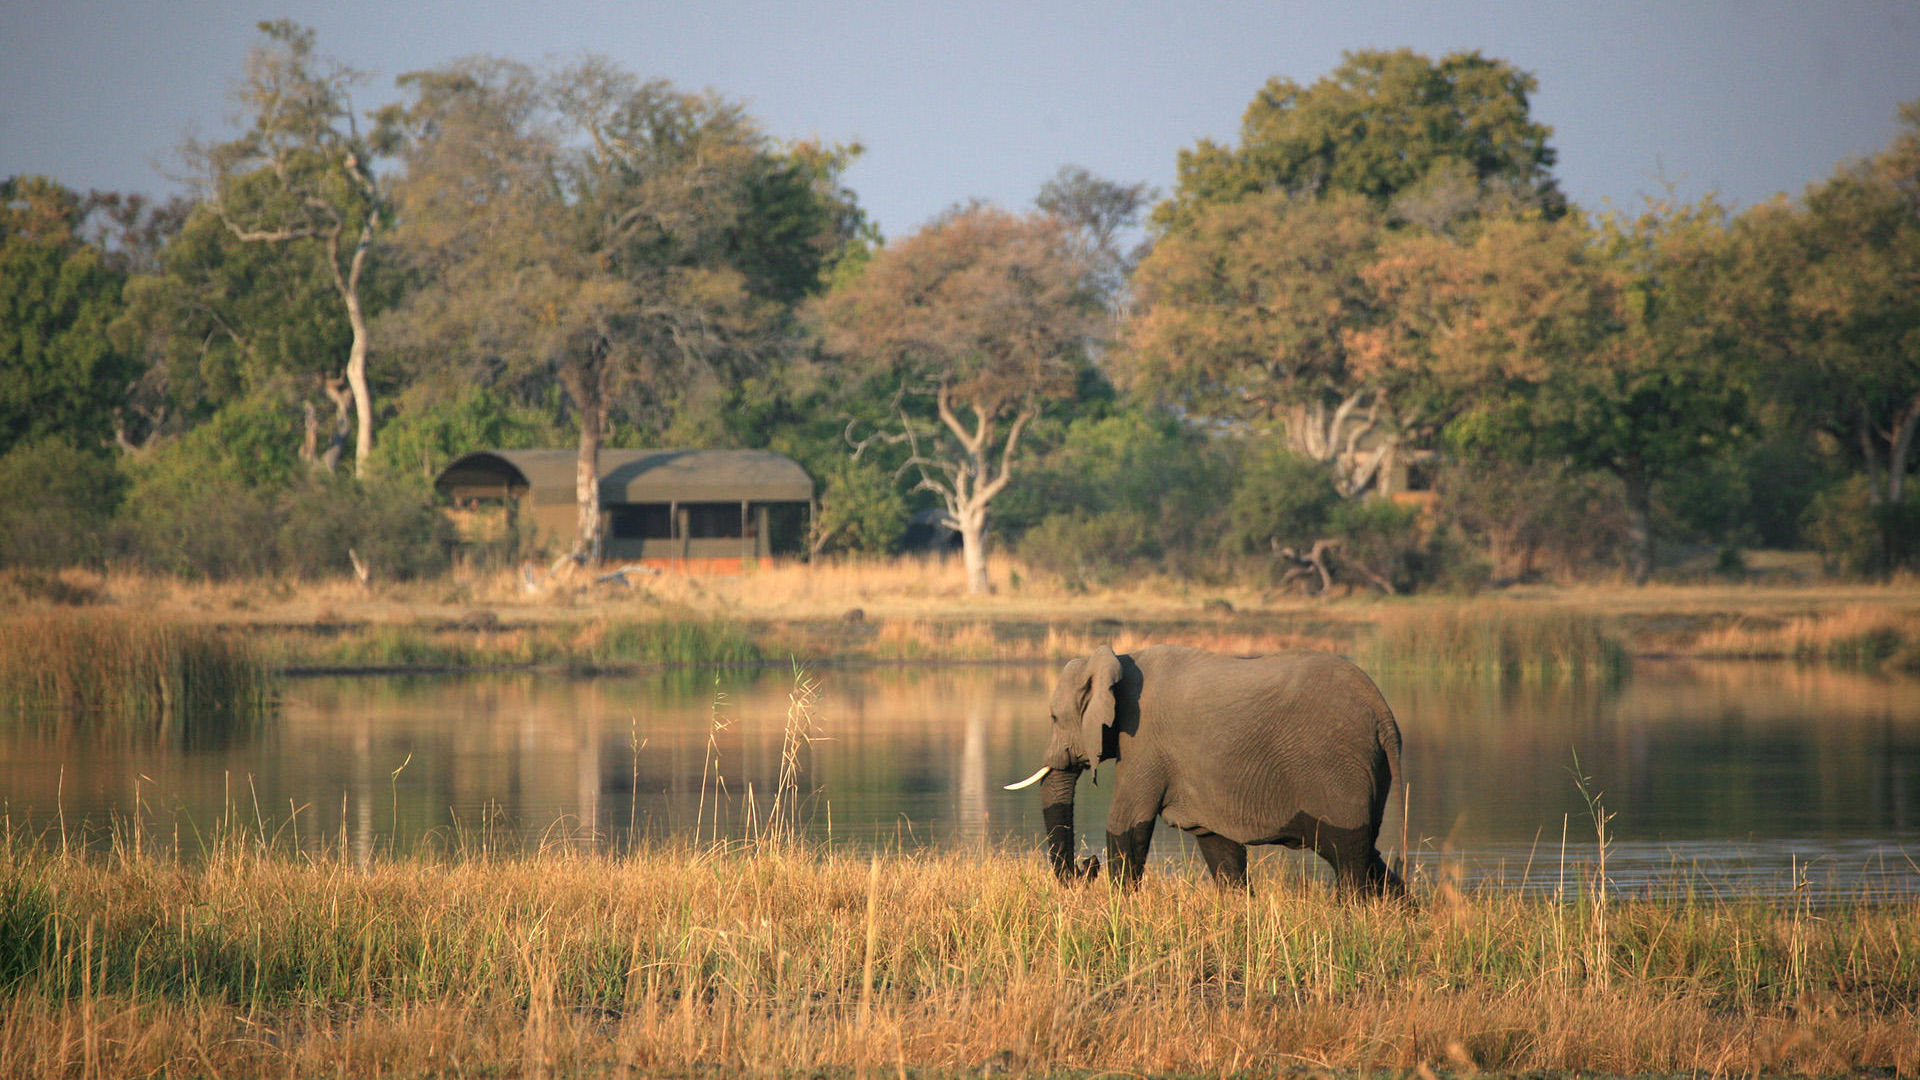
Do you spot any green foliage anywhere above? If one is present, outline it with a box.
[1545,199,1751,479]
[1000,411,1233,581]
[0,177,135,454]
[1223,441,1342,552]
[809,455,905,555]
[115,201,361,425]
[1731,103,1920,520]
[119,409,288,578]
[0,438,127,568]
[139,397,304,491]
[115,398,444,581]
[1125,191,1386,426]
[367,386,566,489]
[1657,429,1848,551]
[1223,440,1430,591]
[119,474,277,581]
[1157,48,1563,229]
[1325,497,1424,589]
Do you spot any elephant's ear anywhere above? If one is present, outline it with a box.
[1081,645,1123,777]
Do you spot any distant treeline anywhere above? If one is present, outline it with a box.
[3,26,1916,588]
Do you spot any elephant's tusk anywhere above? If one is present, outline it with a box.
[1003,765,1052,791]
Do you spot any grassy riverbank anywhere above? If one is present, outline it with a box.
[2,837,1916,1079]
[5,562,1920,679]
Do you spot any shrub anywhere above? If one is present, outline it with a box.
[1222,441,1341,554]
[809,456,906,556]
[1803,474,1920,576]
[0,438,126,568]
[118,470,278,580]
[1223,440,1427,593]
[278,477,452,581]
[1438,457,1628,581]
[1007,412,1236,581]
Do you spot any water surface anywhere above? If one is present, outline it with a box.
[4,659,1916,901]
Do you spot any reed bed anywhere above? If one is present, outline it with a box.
[257,615,764,672]
[1689,604,1920,670]
[0,611,272,737]
[1364,603,1630,683]
[0,835,1915,1079]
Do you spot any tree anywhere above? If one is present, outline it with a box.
[0,177,135,454]
[1127,49,1566,503]
[1570,198,1749,582]
[813,205,1102,594]
[186,20,385,477]
[114,198,364,465]
[1735,102,1920,569]
[1155,48,1563,231]
[383,57,862,560]
[1036,165,1154,306]
[1351,214,1616,476]
[1388,201,1747,583]
[1124,190,1398,493]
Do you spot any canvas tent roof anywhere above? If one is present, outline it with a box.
[436,449,813,504]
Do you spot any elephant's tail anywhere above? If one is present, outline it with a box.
[1378,707,1408,888]
[1376,707,1404,805]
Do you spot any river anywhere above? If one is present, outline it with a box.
[4,659,1916,902]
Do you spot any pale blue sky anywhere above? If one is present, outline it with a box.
[3,2,1916,239]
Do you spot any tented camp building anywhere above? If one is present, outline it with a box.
[434,449,812,570]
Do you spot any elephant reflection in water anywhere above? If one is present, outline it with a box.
[1008,645,1404,894]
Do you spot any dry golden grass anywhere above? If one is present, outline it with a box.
[2,840,1915,1080]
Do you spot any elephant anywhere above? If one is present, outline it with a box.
[1005,644,1404,894]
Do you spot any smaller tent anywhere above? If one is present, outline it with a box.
[435,449,813,569]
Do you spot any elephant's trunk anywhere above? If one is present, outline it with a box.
[1040,766,1084,882]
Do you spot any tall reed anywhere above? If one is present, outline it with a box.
[1364,603,1628,682]
[261,615,765,671]
[1690,604,1920,670]
[0,611,272,739]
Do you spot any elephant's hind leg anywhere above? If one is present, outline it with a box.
[1194,832,1249,890]
[1308,820,1390,898]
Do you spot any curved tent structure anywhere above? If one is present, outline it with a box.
[435,449,813,568]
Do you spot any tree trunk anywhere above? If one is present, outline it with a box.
[923,388,1033,597]
[957,504,991,595]
[327,217,376,480]
[574,405,604,563]
[1622,467,1654,586]
[1885,391,1920,505]
[319,376,354,475]
[1280,390,1391,497]
[301,401,321,466]
[344,310,372,479]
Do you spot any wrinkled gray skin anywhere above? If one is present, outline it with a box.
[1031,645,1404,894]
